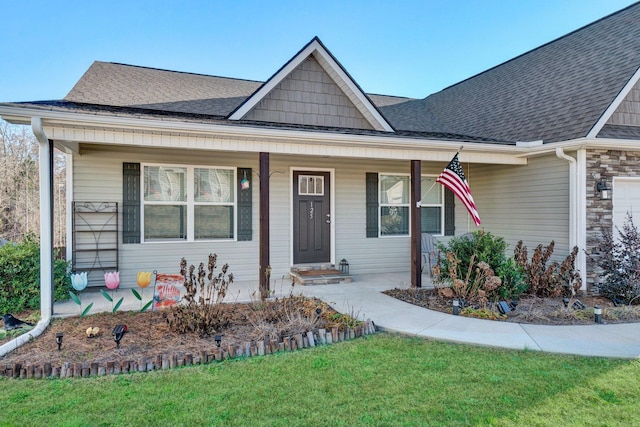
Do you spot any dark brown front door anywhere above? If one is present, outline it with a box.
[293,171,331,264]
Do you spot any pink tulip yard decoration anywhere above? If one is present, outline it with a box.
[68,272,93,317]
[102,271,124,313]
[131,271,154,312]
[104,271,120,290]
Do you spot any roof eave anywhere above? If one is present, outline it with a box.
[0,104,527,164]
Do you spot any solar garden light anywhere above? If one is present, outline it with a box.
[55,332,63,351]
[214,334,223,347]
[112,324,127,348]
[594,306,603,324]
[452,299,460,315]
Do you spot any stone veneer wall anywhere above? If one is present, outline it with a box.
[585,149,640,292]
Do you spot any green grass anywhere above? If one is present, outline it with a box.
[1,333,639,426]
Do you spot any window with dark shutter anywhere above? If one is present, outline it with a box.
[122,163,141,244]
[444,187,455,236]
[366,172,379,238]
[237,168,252,241]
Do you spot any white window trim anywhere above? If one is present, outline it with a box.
[377,173,445,238]
[420,174,445,237]
[379,173,410,238]
[141,163,237,243]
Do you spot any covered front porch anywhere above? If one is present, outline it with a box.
[52,272,431,318]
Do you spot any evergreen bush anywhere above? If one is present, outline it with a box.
[0,234,71,313]
[435,230,527,300]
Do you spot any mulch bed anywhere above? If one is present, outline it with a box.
[384,288,640,325]
[0,299,376,379]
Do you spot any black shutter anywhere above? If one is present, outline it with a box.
[366,173,379,238]
[444,187,455,236]
[123,163,141,244]
[237,168,252,241]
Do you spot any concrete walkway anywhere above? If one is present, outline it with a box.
[297,273,640,359]
[54,273,640,359]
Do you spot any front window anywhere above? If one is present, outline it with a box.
[380,175,410,236]
[142,165,236,242]
[420,176,444,235]
[378,174,444,236]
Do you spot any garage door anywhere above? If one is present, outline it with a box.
[612,178,640,231]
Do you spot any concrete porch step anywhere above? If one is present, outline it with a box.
[290,265,352,285]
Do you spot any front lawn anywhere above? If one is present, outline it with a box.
[2,333,638,426]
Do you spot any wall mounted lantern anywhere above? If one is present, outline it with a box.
[596,176,612,200]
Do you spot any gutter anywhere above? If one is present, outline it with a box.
[555,147,586,290]
[0,117,53,357]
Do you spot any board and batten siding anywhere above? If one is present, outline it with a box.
[73,146,260,287]
[466,154,570,259]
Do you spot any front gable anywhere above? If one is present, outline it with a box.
[229,37,394,132]
[605,73,640,128]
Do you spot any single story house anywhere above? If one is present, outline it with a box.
[2,3,640,300]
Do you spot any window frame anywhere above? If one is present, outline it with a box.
[377,173,445,237]
[141,163,237,243]
[420,175,445,236]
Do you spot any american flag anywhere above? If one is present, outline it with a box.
[436,153,481,226]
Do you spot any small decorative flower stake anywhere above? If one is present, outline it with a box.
[102,271,123,313]
[68,272,93,317]
[132,271,154,312]
[71,272,88,291]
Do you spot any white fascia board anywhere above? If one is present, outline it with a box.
[0,105,526,163]
[587,65,640,138]
[523,137,640,155]
[228,39,394,132]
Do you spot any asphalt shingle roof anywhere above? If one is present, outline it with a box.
[65,62,262,116]
[9,4,640,144]
[380,3,640,143]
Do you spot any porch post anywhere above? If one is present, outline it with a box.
[410,160,422,288]
[259,152,270,299]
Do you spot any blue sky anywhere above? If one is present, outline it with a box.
[0,0,636,102]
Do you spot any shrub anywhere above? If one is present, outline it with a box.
[164,254,234,337]
[596,213,640,304]
[514,240,581,298]
[434,251,503,304]
[0,234,71,313]
[495,258,528,300]
[435,230,526,300]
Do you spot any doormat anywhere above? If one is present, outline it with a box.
[296,269,343,276]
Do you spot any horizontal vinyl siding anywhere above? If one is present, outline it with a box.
[72,145,564,287]
[467,154,570,259]
[73,146,260,287]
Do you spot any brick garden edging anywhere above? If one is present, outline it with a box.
[0,320,376,380]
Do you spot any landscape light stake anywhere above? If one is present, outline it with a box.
[594,306,603,324]
[452,299,459,315]
[55,332,63,351]
[112,324,127,348]
[215,334,223,347]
